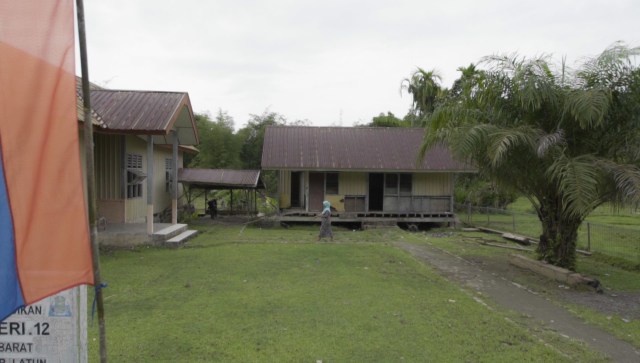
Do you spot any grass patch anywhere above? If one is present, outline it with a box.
[408,229,640,350]
[89,225,602,362]
[565,304,640,348]
[457,198,640,265]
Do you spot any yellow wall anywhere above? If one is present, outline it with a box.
[339,172,367,195]
[413,173,452,196]
[124,135,147,223]
[279,170,291,208]
[277,171,453,212]
[152,147,184,214]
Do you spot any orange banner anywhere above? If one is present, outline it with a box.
[0,0,94,320]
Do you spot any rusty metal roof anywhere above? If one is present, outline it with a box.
[90,89,183,132]
[178,168,265,189]
[75,77,105,127]
[74,77,199,145]
[261,126,471,172]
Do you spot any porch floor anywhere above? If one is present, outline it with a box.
[279,210,455,224]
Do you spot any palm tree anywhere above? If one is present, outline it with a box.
[401,68,445,126]
[421,43,640,269]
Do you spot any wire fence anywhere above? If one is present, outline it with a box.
[455,203,640,264]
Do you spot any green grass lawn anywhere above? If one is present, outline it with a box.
[410,229,640,348]
[89,225,603,362]
[457,198,640,264]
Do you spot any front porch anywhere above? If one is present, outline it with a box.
[278,209,455,224]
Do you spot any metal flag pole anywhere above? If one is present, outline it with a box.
[75,0,108,361]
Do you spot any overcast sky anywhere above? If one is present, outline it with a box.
[78,0,639,129]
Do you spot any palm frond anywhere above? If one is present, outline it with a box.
[547,154,600,217]
[486,126,539,168]
[594,159,640,204]
[536,129,565,157]
[563,87,612,128]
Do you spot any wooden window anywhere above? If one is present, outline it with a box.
[399,174,412,196]
[385,174,398,195]
[126,153,145,198]
[325,173,339,194]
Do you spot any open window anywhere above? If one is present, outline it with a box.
[126,153,145,198]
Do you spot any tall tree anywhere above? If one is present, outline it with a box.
[369,112,408,127]
[421,43,640,269]
[188,110,241,169]
[236,111,289,195]
[401,68,446,126]
[237,111,286,169]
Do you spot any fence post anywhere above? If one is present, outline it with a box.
[487,207,490,225]
[587,222,591,252]
[512,213,516,232]
[467,203,471,224]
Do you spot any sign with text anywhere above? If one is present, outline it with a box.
[0,287,87,363]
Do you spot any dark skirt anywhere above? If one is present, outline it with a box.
[319,210,333,238]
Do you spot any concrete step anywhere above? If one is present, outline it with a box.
[152,223,187,243]
[165,230,198,246]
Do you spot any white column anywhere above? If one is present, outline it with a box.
[172,131,178,224]
[146,135,154,234]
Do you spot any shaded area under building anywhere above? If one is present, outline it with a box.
[178,168,266,215]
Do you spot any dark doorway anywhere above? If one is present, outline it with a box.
[368,173,384,211]
[291,172,302,208]
[309,172,324,211]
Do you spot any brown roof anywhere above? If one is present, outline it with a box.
[74,78,199,145]
[178,168,265,189]
[261,126,471,172]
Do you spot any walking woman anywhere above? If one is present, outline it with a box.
[318,200,333,241]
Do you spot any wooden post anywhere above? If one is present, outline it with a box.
[76,0,108,361]
[587,222,591,251]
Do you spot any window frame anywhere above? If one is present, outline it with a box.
[325,172,339,195]
[126,153,145,199]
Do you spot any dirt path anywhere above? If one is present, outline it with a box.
[395,241,640,363]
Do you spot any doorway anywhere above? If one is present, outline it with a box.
[308,172,324,211]
[368,173,384,211]
[290,171,303,208]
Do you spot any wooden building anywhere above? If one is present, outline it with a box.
[261,126,472,224]
[76,80,199,237]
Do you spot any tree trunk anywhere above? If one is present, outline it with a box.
[536,198,581,270]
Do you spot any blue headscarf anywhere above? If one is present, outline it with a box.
[322,201,331,214]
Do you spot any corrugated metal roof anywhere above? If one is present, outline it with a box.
[74,77,199,145]
[261,126,471,172]
[75,77,105,127]
[178,168,264,189]
[90,90,185,132]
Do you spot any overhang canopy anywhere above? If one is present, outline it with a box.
[178,168,265,190]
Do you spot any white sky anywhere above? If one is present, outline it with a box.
[78,0,640,129]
